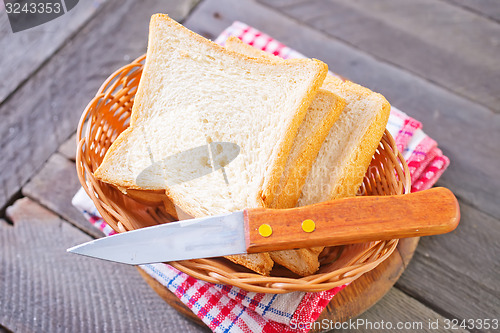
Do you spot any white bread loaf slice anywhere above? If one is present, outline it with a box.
[225,37,345,276]
[94,14,328,275]
[274,88,344,207]
[296,75,390,261]
[224,37,345,209]
[225,37,390,275]
[272,77,390,274]
[223,37,389,203]
[298,75,390,205]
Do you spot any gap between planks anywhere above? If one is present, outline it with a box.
[0,0,201,222]
[0,0,109,108]
[257,0,500,113]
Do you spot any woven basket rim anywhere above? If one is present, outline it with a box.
[75,54,411,293]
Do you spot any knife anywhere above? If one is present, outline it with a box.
[67,187,459,265]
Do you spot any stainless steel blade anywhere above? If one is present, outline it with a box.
[67,211,246,265]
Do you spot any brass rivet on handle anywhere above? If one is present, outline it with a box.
[258,224,273,237]
[302,219,316,233]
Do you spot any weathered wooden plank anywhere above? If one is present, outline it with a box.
[22,153,102,238]
[58,131,77,161]
[333,288,468,333]
[257,0,311,7]
[0,0,107,105]
[0,0,200,210]
[259,0,500,112]
[396,200,500,322]
[184,0,500,220]
[1,198,203,332]
[444,0,500,22]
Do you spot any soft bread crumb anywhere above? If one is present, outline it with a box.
[299,76,390,205]
[94,15,328,275]
[225,37,347,276]
[225,37,390,276]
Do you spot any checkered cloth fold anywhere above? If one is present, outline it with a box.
[72,22,449,333]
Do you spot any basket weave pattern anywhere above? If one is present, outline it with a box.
[76,55,411,293]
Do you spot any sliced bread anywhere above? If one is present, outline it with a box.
[223,37,390,204]
[273,77,390,274]
[225,37,346,276]
[225,37,390,275]
[224,37,346,209]
[298,75,391,205]
[94,14,328,275]
[296,75,391,260]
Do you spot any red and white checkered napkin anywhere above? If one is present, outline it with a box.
[72,22,450,333]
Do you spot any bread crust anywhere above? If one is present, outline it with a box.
[329,90,390,199]
[296,78,390,259]
[272,89,345,209]
[257,61,327,208]
[223,37,345,209]
[321,79,391,200]
[269,248,320,276]
[225,36,345,276]
[95,14,327,200]
[94,15,328,276]
[225,39,390,275]
[225,37,348,276]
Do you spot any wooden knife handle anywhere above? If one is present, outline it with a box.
[243,187,460,253]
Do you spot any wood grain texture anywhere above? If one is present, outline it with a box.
[260,0,500,112]
[333,288,469,333]
[396,200,500,322]
[22,153,103,238]
[0,198,203,333]
[58,132,77,161]
[245,188,459,253]
[2,1,495,331]
[0,0,107,106]
[444,0,500,22]
[184,0,500,221]
[0,0,200,210]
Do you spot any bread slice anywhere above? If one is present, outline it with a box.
[94,14,328,275]
[224,37,345,209]
[225,37,389,275]
[298,75,390,205]
[225,37,345,276]
[223,37,389,203]
[296,75,390,259]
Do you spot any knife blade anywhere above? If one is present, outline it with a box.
[67,187,459,265]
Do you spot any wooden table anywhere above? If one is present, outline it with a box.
[1,0,499,332]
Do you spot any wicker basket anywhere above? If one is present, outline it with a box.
[76,54,411,294]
